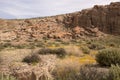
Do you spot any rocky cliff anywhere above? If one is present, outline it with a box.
[71,2,120,35]
[0,2,120,42]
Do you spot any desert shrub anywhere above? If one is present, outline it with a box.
[27,45,35,49]
[109,65,120,80]
[105,36,120,48]
[53,64,80,80]
[53,68,80,80]
[53,48,66,58]
[64,46,82,56]
[80,64,109,80]
[38,48,67,58]
[13,44,26,49]
[81,46,90,54]
[96,48,120,66]
[54,43,60,47]
[109,42,116,47]
[0,73,17,80]
[0,43,12,50]
[52,55,81,80]
[2,43,12,47]
[22,53,40,63]
[38,48,54,54]
[89,43,105,50]
[34,42,45,47]
[46,42,60,47]
[61,41,70,45]
[55,39,63,42]
[90,36,120,48]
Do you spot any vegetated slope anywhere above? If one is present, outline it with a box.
[0,2,120,43]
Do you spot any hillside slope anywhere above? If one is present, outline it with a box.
[0,2,120,42]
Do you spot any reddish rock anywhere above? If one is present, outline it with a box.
[0,2,119,42]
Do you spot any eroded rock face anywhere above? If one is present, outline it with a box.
[0,2,119,42]
[63,2,120,35]
[75,2,120,35]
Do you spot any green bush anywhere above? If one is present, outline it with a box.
[38,48,54,54]
[34,42,45,47]
[81,46,90,54]
[38,48,67,58]
[22,53,40,63]
[96,48,120,66]
[89,43,105,50]
[109,65,120,80]
[53,48,66,58]
[80,64,109,80]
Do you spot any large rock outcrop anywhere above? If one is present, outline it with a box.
[0,2,120,42]
[71,2,120,35]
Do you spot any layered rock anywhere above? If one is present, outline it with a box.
[75,2,120,35]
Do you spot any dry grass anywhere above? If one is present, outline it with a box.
[80,46,90,54]
[0,44,101,80]
[56,56,81,70]
[64,45,83,56]
[79,55,96,64]
[52,56,81,80]
[52,53,96,80]
[0,73,17,80]
[0,49,32,64]
[80,64,109,80]
[90,50,98,54]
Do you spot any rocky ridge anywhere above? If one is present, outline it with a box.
[0,2,120,42]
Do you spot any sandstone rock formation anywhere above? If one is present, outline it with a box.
[0,2,119,42]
